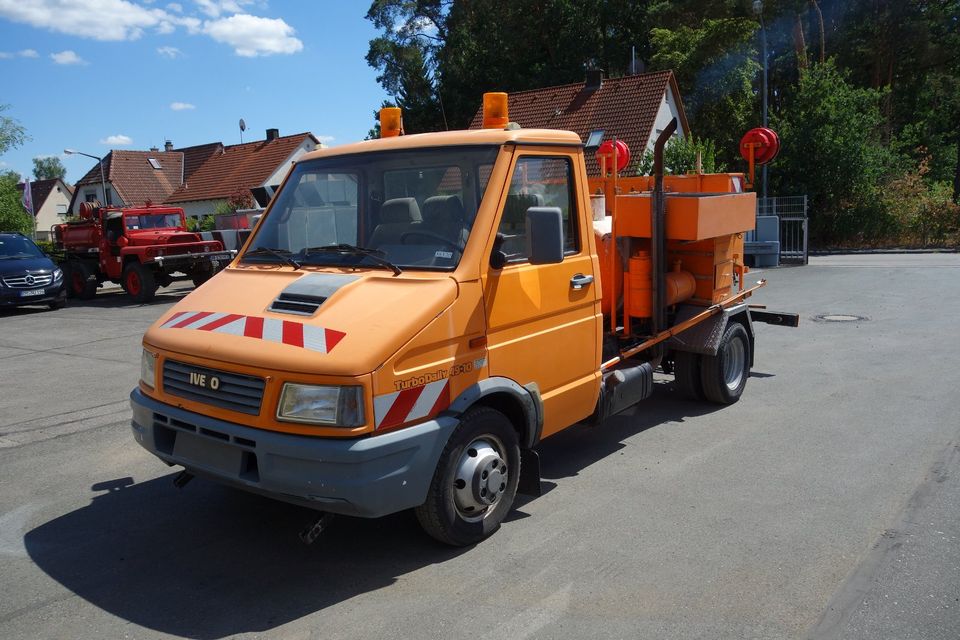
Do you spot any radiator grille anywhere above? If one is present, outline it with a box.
[3,273,53,289]
[162,360,265,415]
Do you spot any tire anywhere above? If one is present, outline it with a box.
[123,262,158,303]
[415,407,520,546]
[67,260,97,300]
[700,322,750,404]
[673,350,705,401]
[191,266,213,288]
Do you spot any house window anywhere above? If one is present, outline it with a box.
[85,192,97,203]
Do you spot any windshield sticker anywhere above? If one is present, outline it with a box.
[434,250,453,259]
[159,310,345,354]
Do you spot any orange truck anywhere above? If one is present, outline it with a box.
[131,95,795,545]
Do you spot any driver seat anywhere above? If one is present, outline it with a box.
[368,197,421,249]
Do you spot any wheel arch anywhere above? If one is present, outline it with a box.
[446,377,543,449]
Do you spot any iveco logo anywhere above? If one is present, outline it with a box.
[188,372,221,390]
[24,275,35,285]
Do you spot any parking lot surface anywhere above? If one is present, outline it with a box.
[1,254,959,639]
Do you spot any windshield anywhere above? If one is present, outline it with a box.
[125,213,183,230]
[0,235,44,259]
[243,145,500,271]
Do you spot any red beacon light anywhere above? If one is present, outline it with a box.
[739,127,780,188]
[595,139,631,175]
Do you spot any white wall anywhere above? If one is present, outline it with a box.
[34,182,73,240]
[71,181,123,214]
[261,138,321,189]
[645,87,686,153]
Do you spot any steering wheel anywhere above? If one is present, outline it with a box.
[400,230,460,251]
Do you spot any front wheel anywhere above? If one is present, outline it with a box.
[66,260,97,300]
[123,263,158,303]
[700,322,751,404]
[415,407,520,546]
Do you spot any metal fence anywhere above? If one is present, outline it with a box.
[757,195,809,264]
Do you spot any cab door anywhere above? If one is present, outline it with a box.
[480,150,602,438]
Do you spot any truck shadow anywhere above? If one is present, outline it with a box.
[24,475,468,639]
[535,380,727,481]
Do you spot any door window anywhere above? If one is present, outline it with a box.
[496,156,579,262]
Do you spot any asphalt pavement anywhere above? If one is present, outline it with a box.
[1,254,958,639]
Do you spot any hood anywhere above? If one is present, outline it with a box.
[144,268,458,376]
[127,231,202,246]
[0,255,56,276]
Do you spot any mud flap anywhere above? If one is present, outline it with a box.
[518,448,542,496]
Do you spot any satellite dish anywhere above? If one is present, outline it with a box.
[239,118,246,132]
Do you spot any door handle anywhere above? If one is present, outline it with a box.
[570,273,594,290]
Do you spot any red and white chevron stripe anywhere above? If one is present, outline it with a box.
[159,310,345,354]
[374,378,450,430]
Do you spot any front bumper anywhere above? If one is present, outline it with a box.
[0,283,66,307]
[146,250,235,269]
[130,388,457,518]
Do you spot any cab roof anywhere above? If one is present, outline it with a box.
[298,127,583,163]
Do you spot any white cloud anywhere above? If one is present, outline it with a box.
[316,135,334,144]
[0,0,185,41]
[51,50,86,65]
[170,101,195,110]
[157,45,182,58]
[195,0,252,18]
[166,2,182,11]
[100,134,133,145]
[203,14,302,57]
[0,52,11,59]
[18,48,38,57]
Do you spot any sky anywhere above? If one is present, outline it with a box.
[0,0,390,183]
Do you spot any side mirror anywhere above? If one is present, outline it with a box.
[525,207,564,265]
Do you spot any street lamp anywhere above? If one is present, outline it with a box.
[753,0,769,200]
[64,148,108,209]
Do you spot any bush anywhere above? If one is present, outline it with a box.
[881,169,960,246]
[186,215,217,232]
[636,136,726,175]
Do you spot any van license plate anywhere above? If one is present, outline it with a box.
[20,289,45,297]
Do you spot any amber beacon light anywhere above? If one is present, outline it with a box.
[380,107,403,138]
[482,92,509,129]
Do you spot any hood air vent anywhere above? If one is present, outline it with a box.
[268,273,359,316]
[270,292,325,315]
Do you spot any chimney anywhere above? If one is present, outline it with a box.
[585,67,604,90]
[149,145,159,152]
[164,140,173,152]
[266,128,279,141]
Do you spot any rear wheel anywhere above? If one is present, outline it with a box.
[66,261,97,300]
[123,262,157,303]
[415,407,520,546]
[673,350,705,400]
[700,322,750,404]
[191,264,214,288]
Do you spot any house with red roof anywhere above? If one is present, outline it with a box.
[17,178,74,240]
[469,70,689,175]
[69,129,321,220]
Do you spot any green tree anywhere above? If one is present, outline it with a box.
[0,170,33,234]
[637,136,726,175]
[771,60,896,243]
[33,156,67,181]
[0,105,27,154]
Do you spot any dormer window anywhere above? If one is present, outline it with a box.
[148,158,162,169]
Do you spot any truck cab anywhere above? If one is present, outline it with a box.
[131,102,789,545]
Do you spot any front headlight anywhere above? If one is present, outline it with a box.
[53,268,63,282]
[277,384,365,426]
[140,349,157,388]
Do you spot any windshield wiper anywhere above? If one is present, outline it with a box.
[302,244,402,276]
[242,246,302,270]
